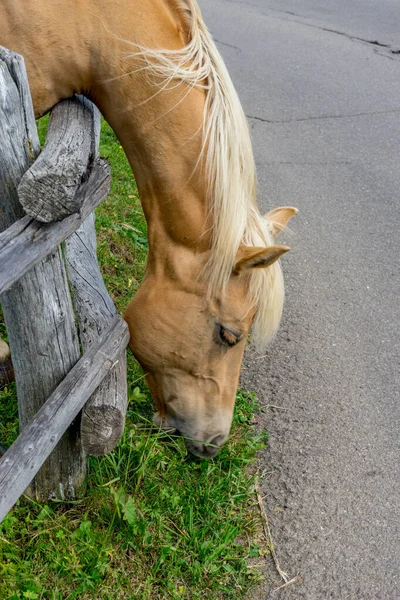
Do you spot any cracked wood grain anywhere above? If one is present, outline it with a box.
[18,95,101,222]
[65,214,129,456]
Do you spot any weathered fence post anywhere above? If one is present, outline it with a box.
[17,94,128,455]
[64,99,127,455]
[65,214,128,455]
[0,48,85,500]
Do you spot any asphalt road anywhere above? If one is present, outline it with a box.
[199,1,400,597]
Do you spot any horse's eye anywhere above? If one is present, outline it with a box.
[218,325,241,347]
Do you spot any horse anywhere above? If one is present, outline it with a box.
[0,0,296,458]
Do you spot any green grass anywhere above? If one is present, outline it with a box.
[0,119,268,599]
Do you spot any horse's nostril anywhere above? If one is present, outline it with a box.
[183,434,227,459]
[210,434,225,448]
[202,435,226,457]
[202,444,219,458]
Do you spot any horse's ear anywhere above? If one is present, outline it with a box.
[233,245,289,274]
[266,206,298,235]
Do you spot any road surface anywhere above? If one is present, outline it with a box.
[199,1,400,597]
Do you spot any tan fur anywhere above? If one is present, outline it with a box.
[267,206,298,235]
[234,246,290,274]
[0,0,295,457]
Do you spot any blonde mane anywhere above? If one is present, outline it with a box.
[131,0,284,347]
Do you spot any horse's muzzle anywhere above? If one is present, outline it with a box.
[184,434,226,459]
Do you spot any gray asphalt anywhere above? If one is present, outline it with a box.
[199,1,400,597]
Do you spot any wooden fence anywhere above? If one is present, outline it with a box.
[0,47,130,521]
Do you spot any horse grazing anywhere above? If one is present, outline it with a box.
[0,0,296,457]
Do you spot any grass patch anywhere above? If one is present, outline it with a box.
[1,390,266,599]
[0,119,268,599]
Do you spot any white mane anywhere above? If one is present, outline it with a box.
[130,0,285,347]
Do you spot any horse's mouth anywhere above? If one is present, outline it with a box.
[152,411,223,459]
[183,439,221,459]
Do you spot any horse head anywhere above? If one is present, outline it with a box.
[125,207,296,458]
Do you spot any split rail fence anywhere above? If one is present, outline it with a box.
[0,47,130,521]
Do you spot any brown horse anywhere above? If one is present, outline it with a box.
[0,0,296,457]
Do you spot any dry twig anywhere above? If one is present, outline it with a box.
[256,482,291,584]
[274,576,301,591]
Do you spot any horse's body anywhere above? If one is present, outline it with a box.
[0,0,295,457]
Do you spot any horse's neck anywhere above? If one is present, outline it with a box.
[90,3,211,264]
[92,63,209,256]
[3,0,211,261]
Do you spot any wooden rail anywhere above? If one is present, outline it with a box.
[0,316,129,522]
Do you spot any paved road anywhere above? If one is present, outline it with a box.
[199,1,400,597]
